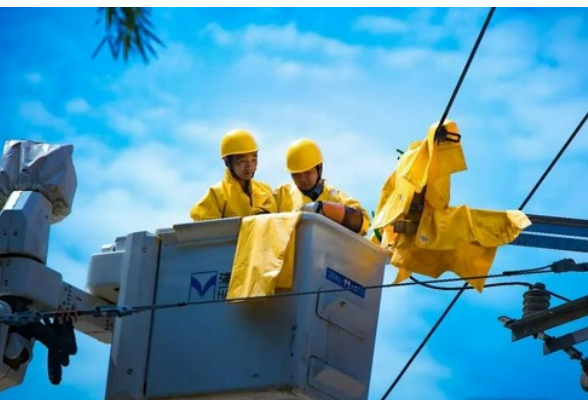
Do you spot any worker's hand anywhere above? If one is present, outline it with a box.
[300,201,323,214]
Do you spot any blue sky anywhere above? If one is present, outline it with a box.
[1,6,588,400]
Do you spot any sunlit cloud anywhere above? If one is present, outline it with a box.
[65,98,91,114]
[353,15,409,35]
[236,52,358,79]
[18,100,76,136]
[204,22,361,58]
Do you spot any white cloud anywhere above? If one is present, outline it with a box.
[66,98,90,114]
[19,101,76,136]
[175,120,220,147]
[204,22,360,58]
[443,8,493,47]
[353,9,488,48]
[236,53,358,80]
[109,43,196,101]
[471,20,538,81]
[201,22,366,81]
[374,46,463,71]
[105,108,148,138]
[46,248,90,289]
[57,141,204,255]
[354,15,409,35]
[202,22,234,45]
[245,22,359,57]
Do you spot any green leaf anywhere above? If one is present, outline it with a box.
[93,7,164,64]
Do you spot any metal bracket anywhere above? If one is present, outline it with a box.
[499,315,588,356]
[499,295,588,341]
[511,214,588,252]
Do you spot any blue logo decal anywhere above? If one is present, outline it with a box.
[325,268,365,298]
[190,271,217,301]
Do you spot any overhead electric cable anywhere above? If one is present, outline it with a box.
[518,110,588,210]
[379,7,496,399]
[382,15,588,400]
[0,265,562,326]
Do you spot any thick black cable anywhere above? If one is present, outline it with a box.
[379,8,496,399]
[409,275,532,291]
[379,288,464,400]
[433,7,496,135]
[409,262,553,290]
[518,109,588,210]
[389,108,588,400]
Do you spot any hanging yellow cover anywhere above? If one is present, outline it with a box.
[226,212,301,300]
[372,120,531,292]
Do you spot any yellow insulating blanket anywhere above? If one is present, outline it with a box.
[372,121,531,292]
[226,212,301,300]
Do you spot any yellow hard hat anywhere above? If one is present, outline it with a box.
[286,138,323,173]
[220,129,258,158]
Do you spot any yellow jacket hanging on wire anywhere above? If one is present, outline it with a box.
[372,120,531,292]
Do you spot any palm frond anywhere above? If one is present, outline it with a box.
[93,7,165,63]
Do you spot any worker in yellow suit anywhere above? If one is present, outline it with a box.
[190,129,276,221]
[274,138,370,236]
[372,120,531,291]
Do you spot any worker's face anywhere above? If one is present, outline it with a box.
[230,152,258,181]
[291,167,319,191]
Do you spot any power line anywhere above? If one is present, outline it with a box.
[388,116,588,395]
[379,288,465,400]
[380,4,588,395]
[433,8,495,137]
[518,109,588,210]
[408,261,557,291]
[409,276,533,291]
[0,263,561,326]
[381,47,588,400]
[379,7,496,399]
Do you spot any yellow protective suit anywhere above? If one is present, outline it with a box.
[190,169,276,221]
[372,121,531,292]
[274,180,370,236]
[226,212,301,300]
